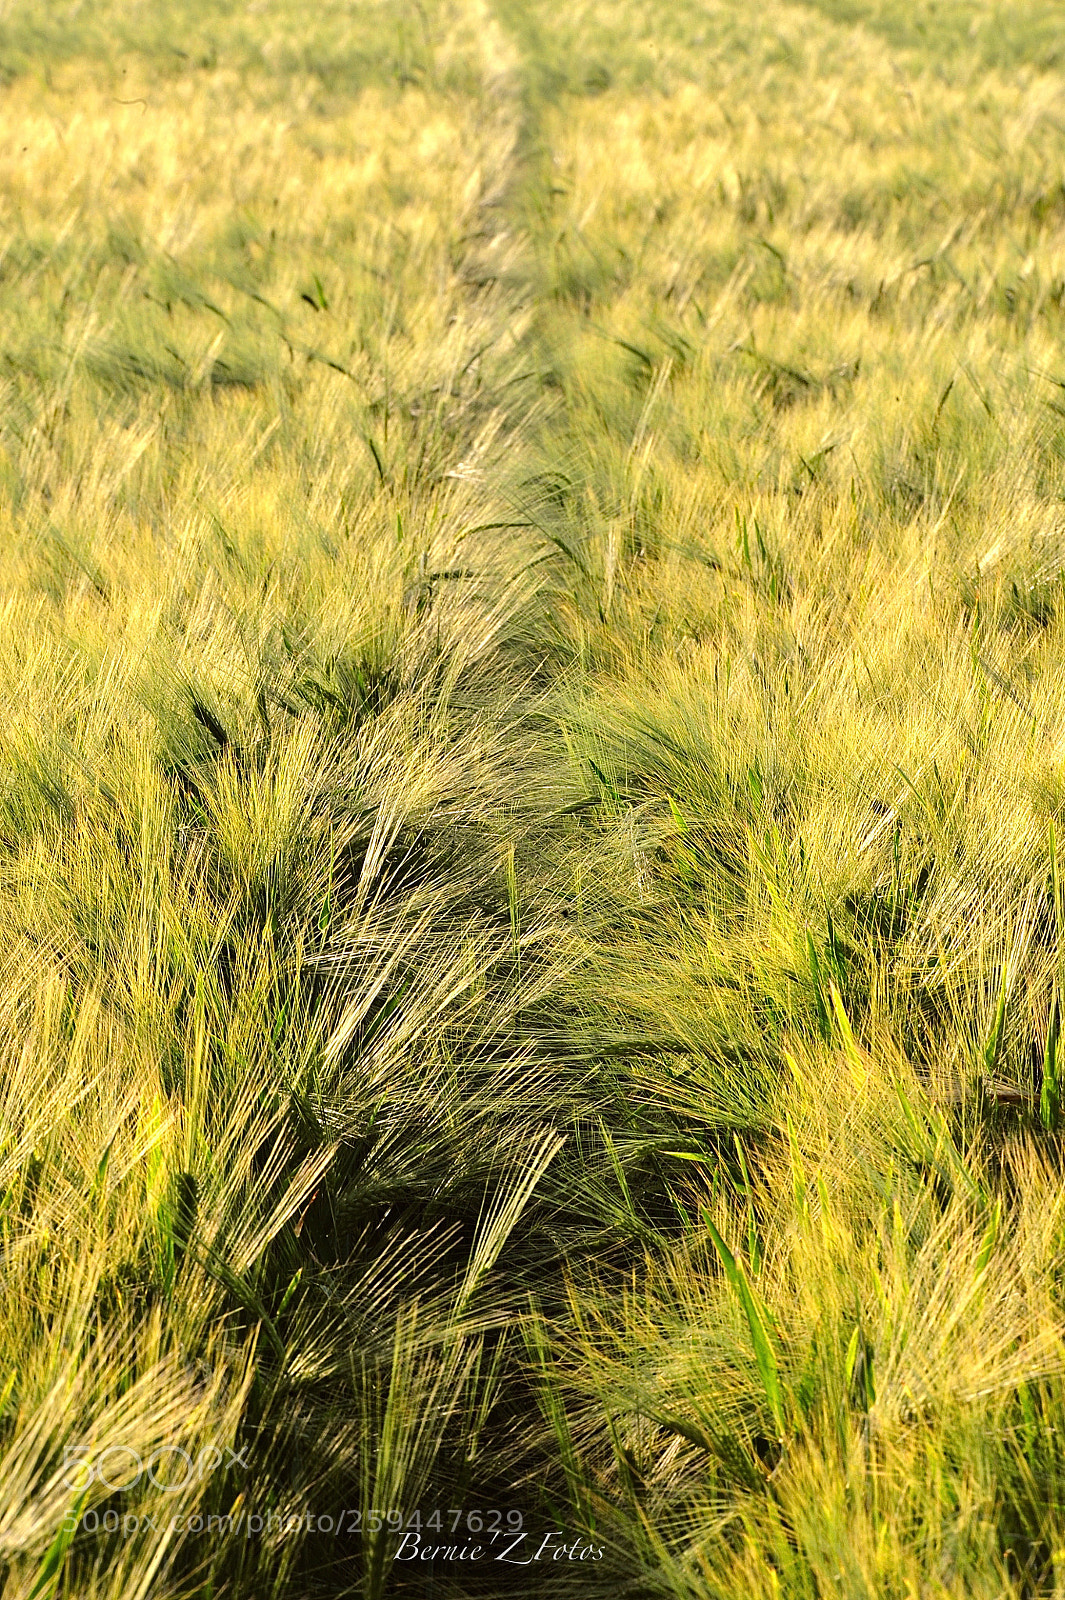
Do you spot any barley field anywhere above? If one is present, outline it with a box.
[2,0,1065,1595]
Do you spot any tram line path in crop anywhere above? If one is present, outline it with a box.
[4,1,1065,1596]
